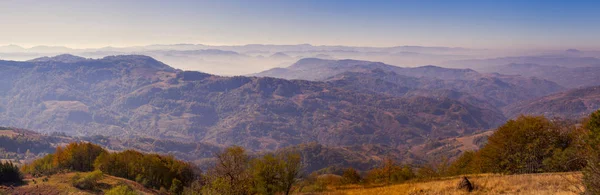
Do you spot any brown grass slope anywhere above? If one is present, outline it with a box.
[322,172,583,195]
[0,172,157,195]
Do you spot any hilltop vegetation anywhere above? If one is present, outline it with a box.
[297,110,600,194]
[6,141,305,195]
[1,109,599,194]
[21,142,195,193]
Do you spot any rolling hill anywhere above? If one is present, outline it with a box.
[481,63,600,88]
[504,86,600,119]
[253,58,565,108]
[0,55,505,154]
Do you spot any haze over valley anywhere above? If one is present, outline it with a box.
[2,1,600,194]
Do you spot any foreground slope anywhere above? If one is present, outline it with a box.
[1,172,157,195]
[331,172,582,195]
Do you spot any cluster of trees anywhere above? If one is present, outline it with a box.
[0,161,22,184]
[94,149,196,193]
[364,159,415,184]
[311,113,599,192]
[292,158,417,192]
[21,142,303,194]
[447,115,587,175]
[186,146,302,195]
[21,142,105,176]
[21,142,196,193]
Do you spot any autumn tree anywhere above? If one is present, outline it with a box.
[53,142,107,172]
[21,142,107,176]
[447,151,479,175]
[366,158,414,184]
[208,146,252,195]
[477,116,572,174]
[277,152,302,195]
[252,154,285,195]
[583,110,600,195]
[448,115,587,176]
[341,167,361,184]
[94,150,195,190]
[23,141,196,191]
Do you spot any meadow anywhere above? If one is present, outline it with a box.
[319,172,582,195]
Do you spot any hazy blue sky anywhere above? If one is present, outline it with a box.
[1,0,599,49]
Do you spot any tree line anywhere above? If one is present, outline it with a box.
[305,111,600,194]
[19,142,304,195]
[184,146,302,195]
[446,115,587,175]
[21,142,196,193]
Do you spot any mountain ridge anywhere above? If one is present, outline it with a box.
[0,55,503,153]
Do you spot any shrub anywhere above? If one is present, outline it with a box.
[0,161,23,184]
[105,185,138,195]
[71,170,103,190]
[21,154,56,176]
[170,178,183,195]
[341,167,361,184]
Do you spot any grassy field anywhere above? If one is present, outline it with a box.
[318,172,583,195]
[0,172,157,195]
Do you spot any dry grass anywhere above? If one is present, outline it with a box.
[1,172,157,195]
[317,172,583,195]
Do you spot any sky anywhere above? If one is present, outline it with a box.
[1,0,599,50]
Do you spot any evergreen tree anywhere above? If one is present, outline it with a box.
[0,161,22,184]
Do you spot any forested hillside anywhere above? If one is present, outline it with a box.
[0,55,506,153]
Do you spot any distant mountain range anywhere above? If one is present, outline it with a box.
[1,54,599,172]
[0,44,472,54]
[0,55,508,153]
[478,63,600,88]
[0,44,490,75]
[253,58,564,108]
[253,58,600,121]
[444,55,600,69]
